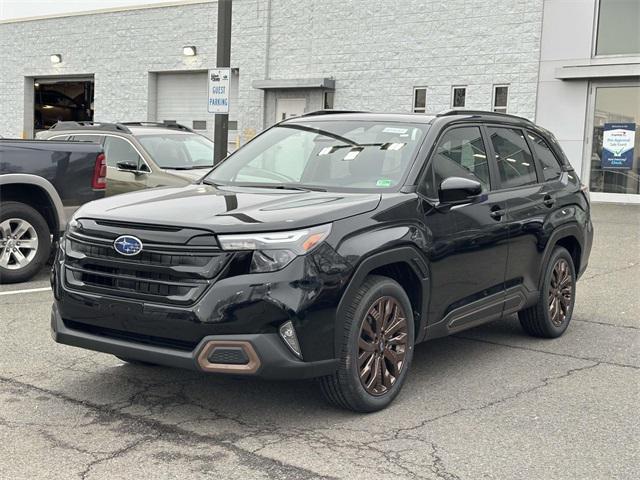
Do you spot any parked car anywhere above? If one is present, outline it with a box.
[0,138,106,283]
[51,110,593,412]
[38,121,222,196]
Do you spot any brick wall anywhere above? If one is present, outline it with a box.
[0,0,543,139]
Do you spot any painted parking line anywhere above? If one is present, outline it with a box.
[0,287,51,296]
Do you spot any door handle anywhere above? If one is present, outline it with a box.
[489,205,505,220]
[543,194,555,208]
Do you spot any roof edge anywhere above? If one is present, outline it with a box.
[0,0,213,25]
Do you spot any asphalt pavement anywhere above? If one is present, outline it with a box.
[1,203,638,479]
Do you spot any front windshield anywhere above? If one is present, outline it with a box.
[206,121,427,190]
[137,133,214,169]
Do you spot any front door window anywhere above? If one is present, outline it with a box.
[103,137,143,170]
[588,86,640,195]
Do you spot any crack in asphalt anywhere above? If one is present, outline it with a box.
[581,262,638,281]
[0,375,336,480]
[455,336,639,369]
[573,318,639,330]
[429,443,462,480]
[389,361,602,439]
[79,435,159,480]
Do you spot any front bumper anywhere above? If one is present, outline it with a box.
[51,303,338,380]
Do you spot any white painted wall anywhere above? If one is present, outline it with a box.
[535,0,598,178]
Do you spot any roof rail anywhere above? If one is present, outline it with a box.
[297,109,367,118]
[436,109,534,123]
[120,121,194,132]
[49,121,131,133]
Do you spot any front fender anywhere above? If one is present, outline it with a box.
[0,174,66,233]
[333,245,430,354]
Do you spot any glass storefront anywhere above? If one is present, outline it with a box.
[588,85,640,197]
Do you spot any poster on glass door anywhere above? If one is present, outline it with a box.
[601,123,635,170]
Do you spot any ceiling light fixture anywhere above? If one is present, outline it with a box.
[50,54,62,64]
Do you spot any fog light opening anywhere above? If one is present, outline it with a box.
[279,320,303,359]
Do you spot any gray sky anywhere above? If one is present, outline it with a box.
[0,0,192,21]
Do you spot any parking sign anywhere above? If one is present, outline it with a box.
[208,68,230,114]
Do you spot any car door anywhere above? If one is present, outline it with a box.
[485,126,553,304]
[103,136,149,196]
[419,125,510,335]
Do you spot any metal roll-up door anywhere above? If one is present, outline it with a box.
[156,71,209,136]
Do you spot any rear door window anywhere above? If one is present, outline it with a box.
[487,127,537,188]
[526,131,562,181]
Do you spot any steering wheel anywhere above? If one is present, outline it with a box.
[240,166,297,183]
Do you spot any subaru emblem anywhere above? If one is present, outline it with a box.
[113,235,143,256]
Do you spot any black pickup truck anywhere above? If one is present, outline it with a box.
[0,139,106,283]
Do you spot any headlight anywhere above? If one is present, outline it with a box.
[66,218,79,233]
[218,224,332,273]
[65,209,83,234]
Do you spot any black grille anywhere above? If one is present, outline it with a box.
[63,228,230,306]
[208,347,249,365]
[68,239,212,267]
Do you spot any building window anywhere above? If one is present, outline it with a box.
[596,0,640,56]
[493,85,509,113]
[451,86,466,108]
[413,87,427,113]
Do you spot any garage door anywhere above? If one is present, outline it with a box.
[156,72,210,136]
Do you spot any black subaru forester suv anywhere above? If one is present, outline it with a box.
[52,110,593,412]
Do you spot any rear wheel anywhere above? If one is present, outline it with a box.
[320,275,414,412]
[519,246,576,338]
[0,202,51,284]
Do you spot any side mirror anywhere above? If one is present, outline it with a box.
[116,160,141,172]
[438,177,482,205]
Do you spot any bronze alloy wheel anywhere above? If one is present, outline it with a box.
[548,258,573,327]
[357,296,408,396]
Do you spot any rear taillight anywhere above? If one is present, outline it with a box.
[92,153,107,190]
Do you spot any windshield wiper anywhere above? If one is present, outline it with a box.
[164,165,214,170]
[281,124,359,146]
[232,183,327,192]
[202,178,224,186]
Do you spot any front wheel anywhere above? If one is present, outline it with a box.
[0,202,51,284]
[519,246,576,338]
[319,275,414,412]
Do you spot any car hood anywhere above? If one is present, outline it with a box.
[76,184,381,233]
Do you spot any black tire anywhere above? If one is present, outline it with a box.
[519,246,576,338]
[319,275,415,412]
[115,356,157,366]
[0,201,51,284]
